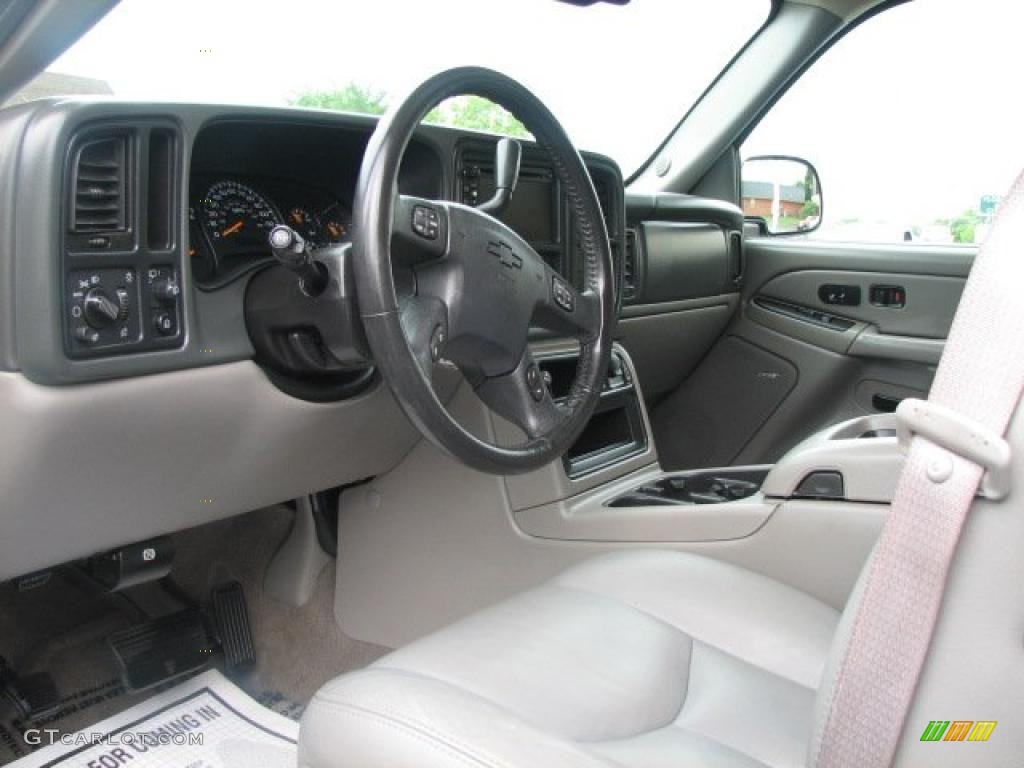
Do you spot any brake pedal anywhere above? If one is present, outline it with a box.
[0,657,60,721]
[107,581,255,690]
[108,608,214,691]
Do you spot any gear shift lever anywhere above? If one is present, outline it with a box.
[477,137,521,215]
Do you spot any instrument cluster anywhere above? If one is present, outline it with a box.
[189,177,352,287]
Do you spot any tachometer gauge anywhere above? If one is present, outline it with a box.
[287,207,320,243]
[201,180,282,258]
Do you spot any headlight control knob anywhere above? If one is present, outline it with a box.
[83,287,121,329]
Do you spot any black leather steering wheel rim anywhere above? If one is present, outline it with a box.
[352,67,615,475]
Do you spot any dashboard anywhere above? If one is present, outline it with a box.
[0,104,624,393]
[0,98,735,583]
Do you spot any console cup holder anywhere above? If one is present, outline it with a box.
[607,468,770,508]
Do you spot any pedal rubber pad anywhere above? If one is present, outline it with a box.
[108,608,214,691]
[14,671,60,720]
[209,582,255,672]
[0,657,60,721]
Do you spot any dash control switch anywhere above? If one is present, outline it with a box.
[66,268,141,356]
[145,267,181,341]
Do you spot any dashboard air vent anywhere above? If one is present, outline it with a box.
[623,228,638,301]
[71,135,128,232]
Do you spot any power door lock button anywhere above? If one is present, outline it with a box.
[818,284,861,306]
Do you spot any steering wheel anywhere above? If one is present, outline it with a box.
[352,67,615,475]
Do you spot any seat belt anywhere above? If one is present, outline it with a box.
[813,167,1024,768]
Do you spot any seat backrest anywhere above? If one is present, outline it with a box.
[808,401,1024,766]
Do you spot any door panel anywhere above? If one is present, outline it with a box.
[651,238,974,469]
[758,269,964,338]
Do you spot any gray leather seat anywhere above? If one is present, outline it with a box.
[300,550,840,767]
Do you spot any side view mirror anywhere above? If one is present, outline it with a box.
[741,155,822,236]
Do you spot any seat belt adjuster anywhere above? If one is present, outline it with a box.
[896,398,1012,500]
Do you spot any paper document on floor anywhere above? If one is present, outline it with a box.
[9,669,298,768]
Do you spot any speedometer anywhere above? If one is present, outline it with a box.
[201,180,282,259]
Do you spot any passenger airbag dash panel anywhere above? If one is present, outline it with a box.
[640,222,732,304]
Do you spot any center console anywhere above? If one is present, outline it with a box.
[604,412,903,510]
[510,395,903,547]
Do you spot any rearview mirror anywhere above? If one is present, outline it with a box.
[741,156,822,235]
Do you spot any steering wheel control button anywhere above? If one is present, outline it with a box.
[551,276,575,312]
[153,311,176,336]
[412,205,440,240]
[430,326,447,362]
[526,363,545,402]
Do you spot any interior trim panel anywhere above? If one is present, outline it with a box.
[0,361,461,581]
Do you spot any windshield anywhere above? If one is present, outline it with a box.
[17,0,769,176]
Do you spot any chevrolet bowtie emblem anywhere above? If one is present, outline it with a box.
[487,240,522,270]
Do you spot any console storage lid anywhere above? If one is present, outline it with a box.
[760,413,904,504]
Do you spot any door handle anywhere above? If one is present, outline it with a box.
[872,393,902,413]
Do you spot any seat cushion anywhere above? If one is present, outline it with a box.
[300,550,840,768]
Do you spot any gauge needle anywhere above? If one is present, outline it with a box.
[221,220,244,237]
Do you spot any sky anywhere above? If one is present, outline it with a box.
[45,0,767,178]
[44,0,1024,241]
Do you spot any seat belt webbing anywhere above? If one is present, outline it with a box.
[813,168,1024,768]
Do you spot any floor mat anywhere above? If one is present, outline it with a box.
[6,670,298,768]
